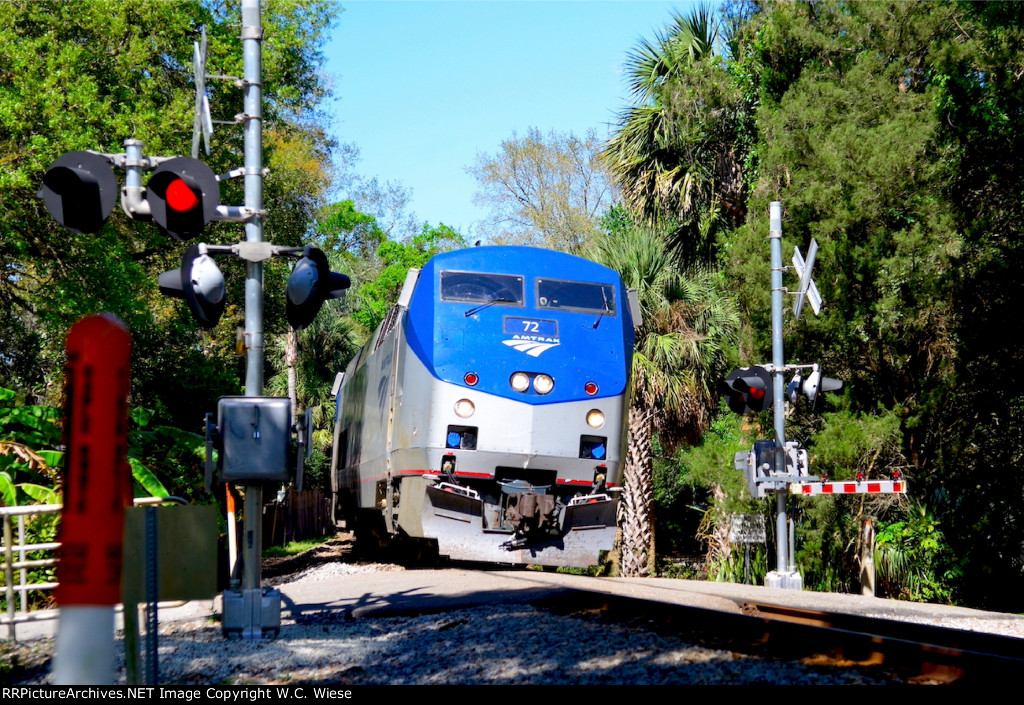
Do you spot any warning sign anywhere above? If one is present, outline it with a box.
[729,514,766,544]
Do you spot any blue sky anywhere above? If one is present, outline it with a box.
[322,1,701,238]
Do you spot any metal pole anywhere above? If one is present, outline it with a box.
[4,517,14,641]
[144,505,158,684]
[237,0,278,640]
[242,0,264,398]
[769,202,788,576]
[18,516,26,614]
[788,515,795,573]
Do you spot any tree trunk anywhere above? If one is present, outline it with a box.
[286,329,298,421]
[620,405,655,577]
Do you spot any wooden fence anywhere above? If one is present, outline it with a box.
[262,488,333,546]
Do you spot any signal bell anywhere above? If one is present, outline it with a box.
[286,246,351,331]
[720,366,773,414]
[147,157,220,240]
[159,245,226,328]
[40,151,118,234]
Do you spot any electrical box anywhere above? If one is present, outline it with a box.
[216,396,291,483]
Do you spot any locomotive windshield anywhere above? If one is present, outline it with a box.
[536,279,616,315]
[441,271,524,305]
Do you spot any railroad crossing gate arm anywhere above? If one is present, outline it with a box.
[791,480,907,495]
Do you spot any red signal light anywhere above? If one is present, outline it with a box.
[166,178,200,212]
[147,157,219,240]
[720,366,773,414]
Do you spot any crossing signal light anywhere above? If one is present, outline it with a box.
[787,365,843,406]
[159,245,226,328]
[286,247,351,331]
[720,366,773,414]
[147,157,219,240]
[40,151,118,234]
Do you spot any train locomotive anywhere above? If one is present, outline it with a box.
[331,246,639,567]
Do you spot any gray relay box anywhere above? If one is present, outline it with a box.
[217,396,291,483]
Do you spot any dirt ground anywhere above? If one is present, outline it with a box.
[261,533,357,584]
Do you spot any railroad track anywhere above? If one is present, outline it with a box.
[535,591,1024,684]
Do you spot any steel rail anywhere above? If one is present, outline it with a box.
[532,591,1024,684]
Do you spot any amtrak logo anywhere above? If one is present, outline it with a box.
[503,335,560,357]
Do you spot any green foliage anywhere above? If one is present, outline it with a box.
[725,0,1024,607]
[351,223,464,332]
[791,400,912,594]
[0,387,208,506]
[676,411,752,509]
[603,5,745,264]
[262,537,326,558]
[0,389,63,507]
[0,393,62,450]
[127,409,209,502]
[658,410,767,577]
[315,200,386,257]
[301,445,331,493]
[706,543,768,585]
[0,0,339,432]
[808,400,905,481]
[605,0,1024,607]
[875,504,962,604]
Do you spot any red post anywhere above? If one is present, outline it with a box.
[53,315,132,685]
[55,314,133,606]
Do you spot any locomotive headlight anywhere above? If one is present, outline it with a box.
[586,410,605,428]
[454,399,475,418]
[533,374,554,395]
[510,372,530,393]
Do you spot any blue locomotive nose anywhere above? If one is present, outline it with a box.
[404,247,634,405]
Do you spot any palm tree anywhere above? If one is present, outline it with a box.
[588,221,739,576]
[603,6,744,263]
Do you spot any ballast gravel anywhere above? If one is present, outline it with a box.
[12,561,1023,685]
[139,601,896,686]
[8,562,898,685]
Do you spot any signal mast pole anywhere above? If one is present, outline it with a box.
[238,0,273,638]
[766,202,800,589]
[242,0,264,399]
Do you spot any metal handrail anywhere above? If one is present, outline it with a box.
[1,496,189,641]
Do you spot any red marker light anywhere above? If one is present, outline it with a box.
[585,381,598,396]
[166,178,200,212]
[464,372,479,386]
